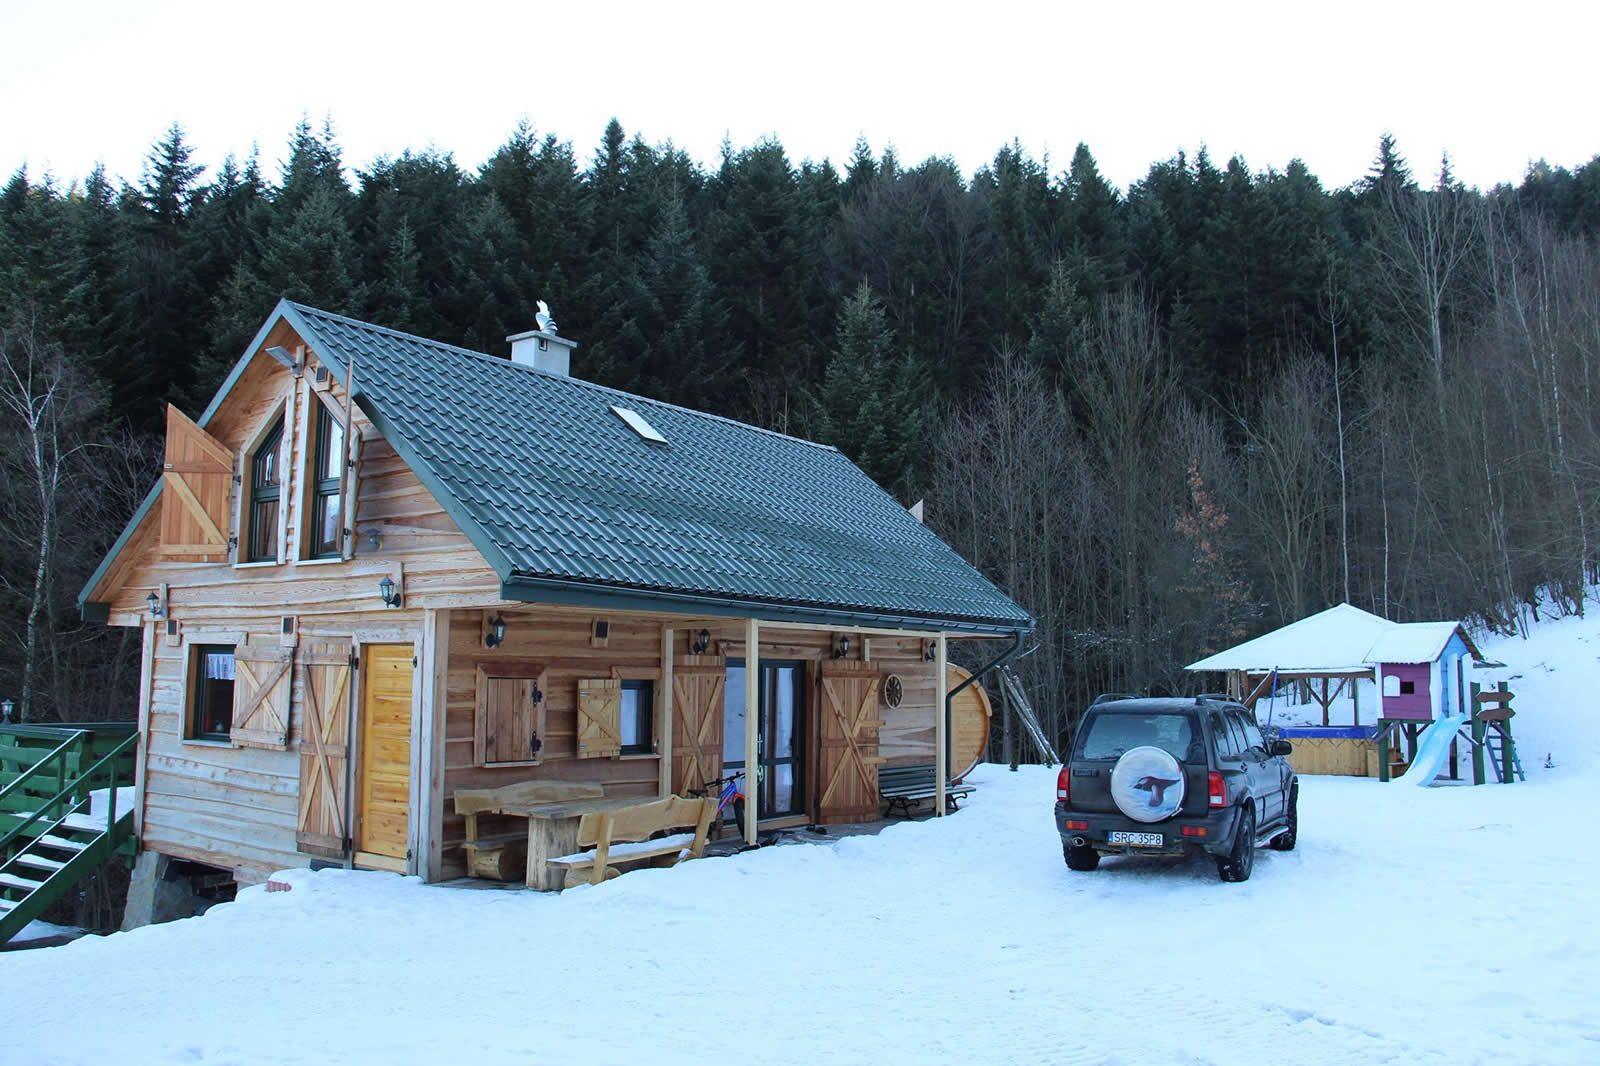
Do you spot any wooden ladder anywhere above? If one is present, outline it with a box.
[1483,725,1525,783]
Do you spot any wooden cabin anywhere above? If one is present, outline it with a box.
[78,301,1032,886]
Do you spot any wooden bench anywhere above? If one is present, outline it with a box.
[544,795,715,889]
[452,780,605,881]
[878,764,975,819]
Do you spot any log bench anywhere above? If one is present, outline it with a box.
[452,780,605,881]
[543,795,715,889]
[878,764,975,819]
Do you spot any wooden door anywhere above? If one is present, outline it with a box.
[671,656,726,795]
[297,642,352,858]
[817,661,885,824]
[357,643,413,868]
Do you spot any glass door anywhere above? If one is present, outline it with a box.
[723,660,806,818]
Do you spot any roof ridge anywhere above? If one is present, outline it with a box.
[288,301,839,454]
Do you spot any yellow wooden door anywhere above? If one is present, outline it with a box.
[358,643,413,867]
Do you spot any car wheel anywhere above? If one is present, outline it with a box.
[1063,840,1100,871]
[1268,784,1298,851]
[1109,746,1186,823]
[1216,806,1255,883]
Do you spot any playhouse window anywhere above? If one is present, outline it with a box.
[190,645,236,740]
[1399,680,1416,695]
[246,416,284,562]
[306,403,345,558]
[619,680,654,755]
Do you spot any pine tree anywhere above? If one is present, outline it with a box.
[808,281,926,499]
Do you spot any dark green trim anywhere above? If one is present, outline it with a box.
[498,574,1027,637]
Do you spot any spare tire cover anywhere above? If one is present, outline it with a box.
[1110,746,1186,823]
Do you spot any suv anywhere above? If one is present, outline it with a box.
[1053,695,1298,882]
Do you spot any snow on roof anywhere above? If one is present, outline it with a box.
[1365,622,1467,665]
[1186,604,1479,673]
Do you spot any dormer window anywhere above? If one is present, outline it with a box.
[246,416,284,562]
[307,403,345,558]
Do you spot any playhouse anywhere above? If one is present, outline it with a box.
[1185,604,1518,783]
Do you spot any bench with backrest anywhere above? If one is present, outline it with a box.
[452,779,605,881]
[544,795,715,889]
[878,764,975,819]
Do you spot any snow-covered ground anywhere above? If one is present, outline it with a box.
[3,608,1597,1065]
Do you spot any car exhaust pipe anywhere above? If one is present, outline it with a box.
[1070,836,1089,849]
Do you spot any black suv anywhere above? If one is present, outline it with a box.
[1053,695,1298,882]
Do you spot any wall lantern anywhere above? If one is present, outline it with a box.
[1,698,14,723]
[833,634,851,659]
[146,589,166,618]
[923,640,937,662]
[484,613,507,648]
[692,628,711,654]
[378,575,402,608]
[366,529,383,551]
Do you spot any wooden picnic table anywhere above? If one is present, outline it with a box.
[518,796,646,891]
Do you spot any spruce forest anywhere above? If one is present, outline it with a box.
[4,117,1599,748]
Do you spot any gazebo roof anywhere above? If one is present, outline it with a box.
[1186,604,1482,674]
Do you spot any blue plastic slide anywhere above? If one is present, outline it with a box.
[1395,713,1469,785]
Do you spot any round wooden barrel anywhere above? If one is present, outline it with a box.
[948,664,993,781]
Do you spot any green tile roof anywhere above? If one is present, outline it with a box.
[83,300,1032,635]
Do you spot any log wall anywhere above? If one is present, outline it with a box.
[99,330,501,882]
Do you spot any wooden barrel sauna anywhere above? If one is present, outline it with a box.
[948,664,993,781]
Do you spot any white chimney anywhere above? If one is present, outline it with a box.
[507,301,577,376]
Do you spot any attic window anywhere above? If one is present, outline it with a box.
[610,405,668,446]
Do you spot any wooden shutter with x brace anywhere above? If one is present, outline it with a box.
[297,642,352,857]
[159,404,233,561]
[231,642,293,750]
[671,656,726,794]
[576,679,622,759]
[817,660,886,824]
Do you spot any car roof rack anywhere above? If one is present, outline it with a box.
[1089,692,1142,707]
[1193,693,1238,705]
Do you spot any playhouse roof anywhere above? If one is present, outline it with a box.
[1185,604,1482,674]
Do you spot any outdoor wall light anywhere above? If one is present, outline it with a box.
[366,529,382,551]
[379,575,402,608]
[692,628,711,654]
[1,698,14,723]
[833,634,851,659]
[484,613,506,648]
[146,590,166,618]
[923,640,937,662]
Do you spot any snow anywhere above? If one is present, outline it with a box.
[4,609,1600,1064]
[1186,603,1475,673]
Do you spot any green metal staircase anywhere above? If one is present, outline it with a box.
[0,724,138,945]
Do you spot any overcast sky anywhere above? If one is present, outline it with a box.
[3,0,1595,196]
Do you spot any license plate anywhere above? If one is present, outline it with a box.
[1108,831,1163,847]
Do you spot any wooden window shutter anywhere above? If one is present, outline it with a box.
[297,642,352,857]
[474,664,548,767]
[159,403,233,561]
[231,642,293,749]
[576,679,622,759]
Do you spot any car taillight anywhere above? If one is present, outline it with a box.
[1208,771,1226,808]
[1056,766,1071,802]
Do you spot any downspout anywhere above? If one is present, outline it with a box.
[945,631,1024,780]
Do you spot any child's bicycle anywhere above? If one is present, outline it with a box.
[688,770,747,841]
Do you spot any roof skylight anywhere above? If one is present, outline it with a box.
[610,405,668,445]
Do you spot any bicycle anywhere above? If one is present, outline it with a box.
[688,769,746,841]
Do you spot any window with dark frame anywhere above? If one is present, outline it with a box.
[247,416,284,562]
[1399,679,1416,695]
[191,645,236,740]
[309,403,345,558]
[619,679,654,755]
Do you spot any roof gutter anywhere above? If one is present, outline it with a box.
[498,574,1030,638]
[945,630,1024,782]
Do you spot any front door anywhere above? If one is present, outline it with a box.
[816,660,883,824]
[357,643,413,870]
[724,660,805,818]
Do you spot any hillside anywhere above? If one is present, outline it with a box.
[1,601,1596,1065]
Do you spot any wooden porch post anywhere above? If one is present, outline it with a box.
[418,608,450,881]
[745,617,759,845]
[935,633,948,816]
[659,626,674,798]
